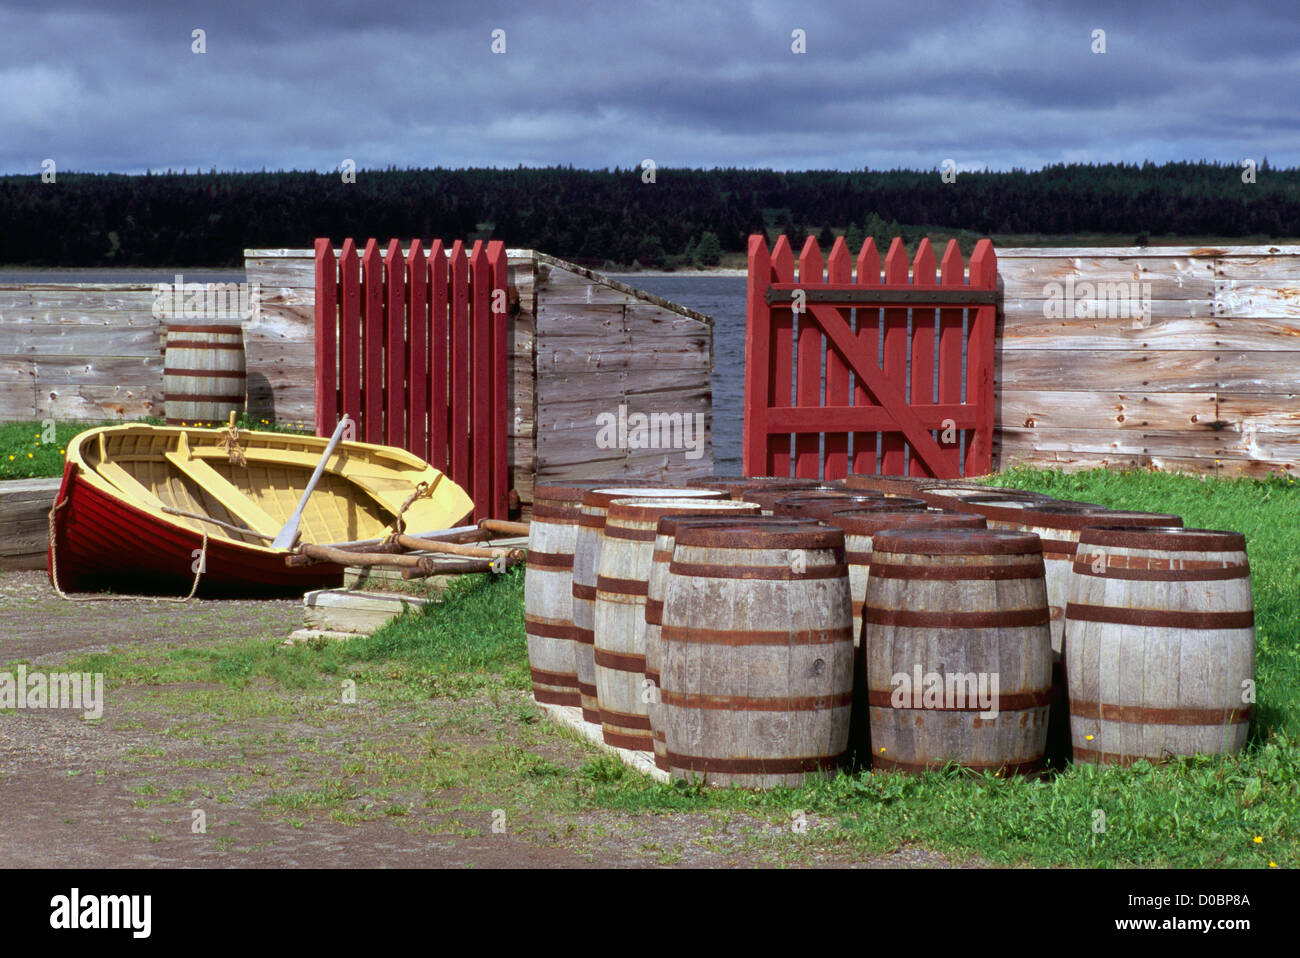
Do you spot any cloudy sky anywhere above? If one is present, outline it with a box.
[1,0,1296,175]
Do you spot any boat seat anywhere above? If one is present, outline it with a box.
[163,451,283,539]
[96,461,177,518]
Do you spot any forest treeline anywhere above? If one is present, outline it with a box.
[0,161,1293,267]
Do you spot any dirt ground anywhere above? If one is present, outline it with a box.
[0,569,967,869]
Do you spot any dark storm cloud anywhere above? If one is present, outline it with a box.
[0,0,1295,173]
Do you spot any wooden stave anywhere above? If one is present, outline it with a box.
[1065,525,1254,765]
[660,523,854,789]
[863,529,1053,775]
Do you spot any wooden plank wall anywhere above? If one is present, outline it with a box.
[243,247,538,508]
[534,255,714,484]
[996,246,1300,478]
[0,284,163,420]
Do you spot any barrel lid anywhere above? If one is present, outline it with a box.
[607,497,760,523]
[1077,525,1246,552]
[655,509,764,538]
[746,485,847,510]
[675,518,844,551]
[534,480,627,503]
[1019,504,1184,532]
[872,527,1043,556]
[582,486,726,509]
[770,491,882,513]
[827,509,986,536]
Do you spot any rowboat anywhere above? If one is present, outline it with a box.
[47,422,475,596]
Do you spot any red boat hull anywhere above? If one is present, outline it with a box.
[47,461,343,597]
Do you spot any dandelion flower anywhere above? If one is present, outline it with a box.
[1270,862,1277,868]
[1254,836,1263,844]
[879,747,886,754]
[27,453,33,459]
[1085,734,1094,741]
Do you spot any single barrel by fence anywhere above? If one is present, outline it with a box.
[644,508,761,769]
[524,482,610,707]
[572,486,725,724]
[1065,525,1254,765]
[659,520,854,788]
[864,528,1052,774]
[163,325,246,425]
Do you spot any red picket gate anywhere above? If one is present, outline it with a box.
[314,237,510,521]
[743,234,998,481]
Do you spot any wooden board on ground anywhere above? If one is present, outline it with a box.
[0,477,60,566]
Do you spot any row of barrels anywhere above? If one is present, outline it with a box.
[524,474,1255,787]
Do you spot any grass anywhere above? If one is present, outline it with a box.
[0,414,314,481]
[21,466,1300,867]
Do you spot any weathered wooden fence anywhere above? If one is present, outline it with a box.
[744,234,997,480]
[313,238,509,521]
[996,246,1300,478]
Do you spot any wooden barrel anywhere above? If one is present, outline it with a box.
[824,508,987,769]
[595,499,763,752]
[774,494,924,521]
[645,509,762,769]
[1065,525,1254,765]
[164,325,246,425]
[864,528,1052,774]
[686,476,845,499]
[965,500,1183,762]
[524,482,611,707]
[573,486,725,724]
[660,519,854,788]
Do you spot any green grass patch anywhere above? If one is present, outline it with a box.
[0,413,315,480]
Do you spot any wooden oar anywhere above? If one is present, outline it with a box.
[271,415,351,550]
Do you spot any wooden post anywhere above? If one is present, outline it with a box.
[407,240,429,463]
[881,238,909,476]
[488,240,509,520]
[823,238,851,481]
[742,235,772,477]
[909,239,937,479]
[853,238,881,475]
[448,241,471,491]
[429,239,449,473]
[470,241,492,521]
[339,239,362,431]
[938,241,966,477]
[385,239,406,449]
[795,236,823,479]
[313,239,339,438]
[966,239,998,474]
[361,239,384,444]
[769,236,795,477]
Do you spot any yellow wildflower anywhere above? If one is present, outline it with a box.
[1254,836,1263,844]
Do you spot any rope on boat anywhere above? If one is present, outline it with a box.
[48,496,209,603]
[218,417,246,466]
[385,481,432,544]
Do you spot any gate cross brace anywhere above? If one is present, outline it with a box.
[803,302,953,471]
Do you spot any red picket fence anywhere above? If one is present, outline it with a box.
[314,237,509,521]
[743,234,998,480]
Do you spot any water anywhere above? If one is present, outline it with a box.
[610,274,748,476]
